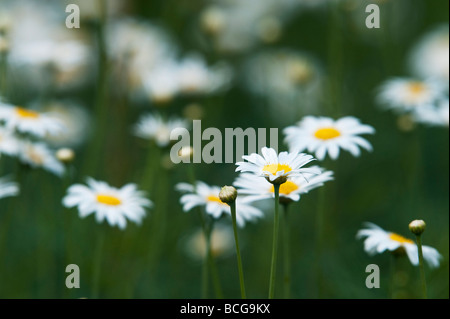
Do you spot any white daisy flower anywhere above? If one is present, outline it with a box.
[234,166,333,203]
[133,112,189,148]
[176,181,263,227]
[408,24,449,82]
[141,62,180,104]
[376,78,446,113]
[0,102,63,137]
[183,224,234,260]
[0,126,20,157]
[284,116,375,161]
[0,176,19,200]
[18,141,65,177]
[177,54,231,95]
[356,222,442,269]
[62,178,153,230]
[236,147,319,185]
[413,99,449,127]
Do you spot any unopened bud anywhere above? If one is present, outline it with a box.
[219,185,237,204]
[56,148,75,163]
[409,220,426,236]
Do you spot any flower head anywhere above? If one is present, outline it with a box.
[0,126,19,157]
[376,78,446,113]
[236,147,319,185]
[357,222,442,268]
[18,141,65,177]
[0,102,63,137]
[284,116,375,161]
[62,178,152,230]
[234,166,333,203]
[133,112,189,147]
[176,181,263,227]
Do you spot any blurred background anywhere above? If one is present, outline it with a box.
[0,0,448,299]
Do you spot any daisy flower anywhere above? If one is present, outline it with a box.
[0,102,63,137]
[0,126,19,157]
[18,141,65,177]
[0,176,19,200]
[376,78,446,113]
[356,222,442,268]
[235,147,319,185]
[234,166,333,203]
[412,99,449,127]
[133,112,189,147]
[62,178,153,230]
[176,181,263,227]
[283,116,375,161]
[408,24,449,82]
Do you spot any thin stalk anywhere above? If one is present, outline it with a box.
[91,226,106,299]
[230,202,246,299]
[282,203,291,299]
[0,50,7,98]
[415,235,427,299]
[268,184,281,299]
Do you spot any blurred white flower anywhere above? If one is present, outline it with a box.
[183,224,234,260]
[234,166,333,203]
[0,102,63,138]
[40,100,91,149]
[0,126,19,157]
[177,55,232,95]
[18,141,65,177]
[176,181,264,227]
[357,222,442,269]
[0,176,19,200]
[409,24,449,82]
[243,49,323,121]
[133,112,189,148]
[63,177,152,230]
[412,99,449,128]
[284,116,375,161]
[377,78,446,113]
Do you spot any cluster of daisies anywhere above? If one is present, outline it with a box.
[377,25,449,128]
[0,100,66,180]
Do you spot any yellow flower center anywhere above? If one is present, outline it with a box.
[314,127,341,140]
[262,164,292,176]
[16,107,40,119]
[408,82,426,96]
[389,233,414,245]
[271,181,299,195]
[96,194,122,206]
[207,195,227,205]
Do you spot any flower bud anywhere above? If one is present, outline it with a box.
[409,220,426,236]
[219,185,237,204]
[56,148,75,163]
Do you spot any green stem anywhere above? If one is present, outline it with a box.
[415,235,427,299]
[268,184,280,299]
[91,226,106,299]
[230,202,246,299]
[0,50,7,98]
[389,254,397,299]
[282,204,291,299]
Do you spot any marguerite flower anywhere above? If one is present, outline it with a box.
[412,99,449,127]
[376,78,445,113]
[0,176,19,200]
[0,102,63,137]
[18,141,65,176]
[0,126,19,157]
[133,112,189,147]
[235,147,319,185]
[284,116,375,161]
[234,166,333,203]
[356,222,442,268]
[62,178,152,230]
[176,181,263,227]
